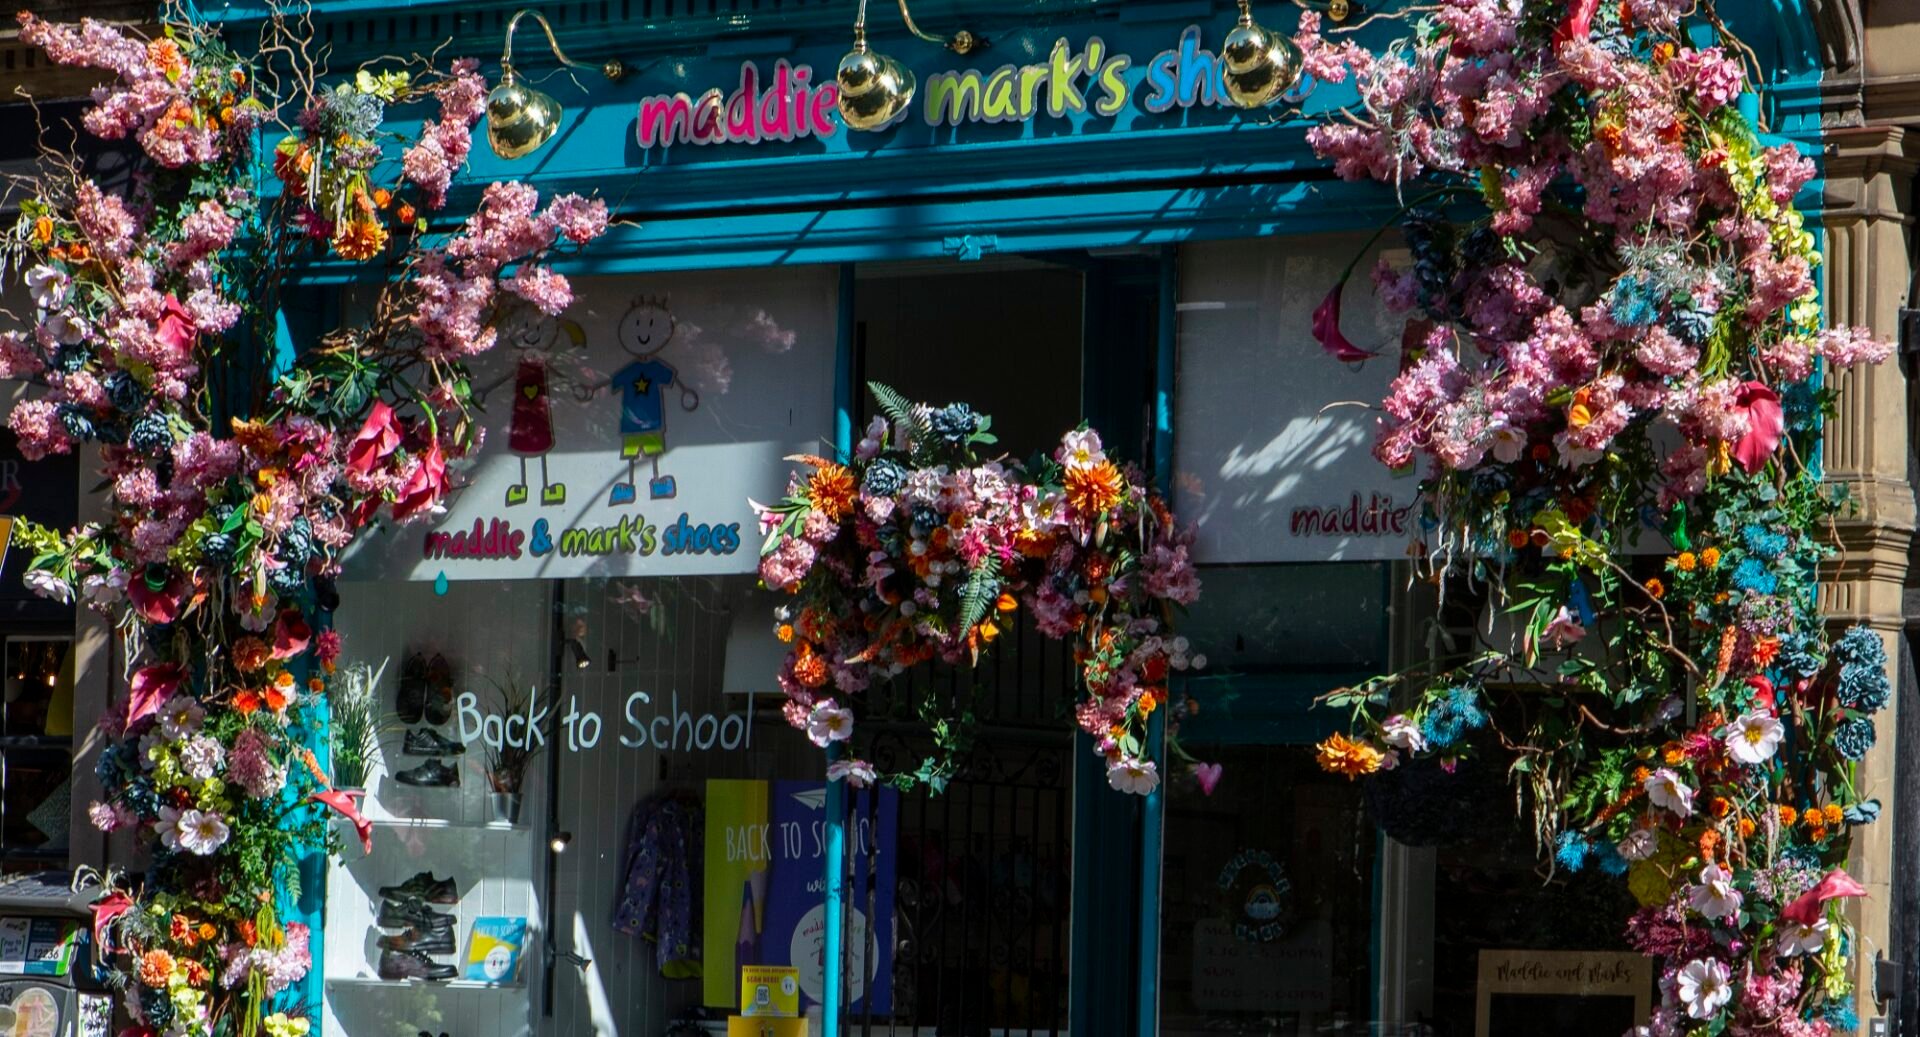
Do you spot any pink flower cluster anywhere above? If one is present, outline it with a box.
[401,59,488,209]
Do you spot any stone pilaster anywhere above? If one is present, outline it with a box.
[1815,123,1917,1024]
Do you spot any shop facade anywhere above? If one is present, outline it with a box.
[147,0,1904,1034]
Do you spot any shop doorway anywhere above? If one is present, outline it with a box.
[848,258,1088,1037]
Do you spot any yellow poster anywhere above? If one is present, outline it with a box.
[725,1018,806,1037]
[703,779,771,1007]
[740,965,800,1017]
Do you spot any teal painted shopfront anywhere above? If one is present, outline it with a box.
[195,0,1834,1032]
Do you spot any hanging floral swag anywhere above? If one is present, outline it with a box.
[1295,0,1894,1033]
[756,384,1208,796]
[6,10,608,1036]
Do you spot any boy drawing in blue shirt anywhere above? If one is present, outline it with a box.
[600,298,699,503]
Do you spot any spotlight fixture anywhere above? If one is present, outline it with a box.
[488,9,626,159]
[835,0,978,131]
[549,831,573,854]
[563,618,592,669]
[1220,0,1304,109]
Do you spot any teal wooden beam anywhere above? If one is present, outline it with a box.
[819,263,856,1036]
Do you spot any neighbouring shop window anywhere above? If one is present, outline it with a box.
[0,637,74,863]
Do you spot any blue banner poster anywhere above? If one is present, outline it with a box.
[759,780,897,1015]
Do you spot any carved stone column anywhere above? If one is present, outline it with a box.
[1815,123,1917,1024]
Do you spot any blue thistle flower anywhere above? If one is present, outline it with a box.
[1595,844,1630,876]
[1608,276,1661,328]
[1833,716,1877,760]
[1666,306,1714,345]
[1554,831,1590,872]
[1741,524,1789,560]
[862,459,906,497]
[1419,685,1488,750]
[927,403,979,447]
[1835,626,1887,669]
[1822,998,1858,1031]
[1732,557,1779,595]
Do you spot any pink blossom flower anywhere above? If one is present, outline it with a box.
[826,758,877,787]
[805,699,853,746]
[505,265,573,316]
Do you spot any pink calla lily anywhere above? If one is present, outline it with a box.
[126,662,186,727]
[154,295,197,354]
[391,440,449,520]
[345,400,403,476]
[1730,380,1784,474]
[1312,282,1379,364]
[1780,869,1866,926]
[128,575,184,625]
[1554,0,1601,46]
[312,788,373,854]
[270,609,312,661]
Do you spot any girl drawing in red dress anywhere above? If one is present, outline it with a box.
[488,311,583,507]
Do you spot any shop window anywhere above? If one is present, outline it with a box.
[0,637,75,864]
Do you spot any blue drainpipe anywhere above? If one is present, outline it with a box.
[1136,245,1178,1034]
[821,263,857,1035]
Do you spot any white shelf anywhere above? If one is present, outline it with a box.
[359,816,527,831]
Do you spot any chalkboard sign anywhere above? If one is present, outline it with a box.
[1475,949,1652,1037]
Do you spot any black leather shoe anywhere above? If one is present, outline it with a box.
[396,653,427,725]
[423,653,454,725]
[378,948,456,981]
[376,897,455,932]
[378,925,455,955]
[393,759,459,787]
[403,729,465,757]
[380,871,457,905]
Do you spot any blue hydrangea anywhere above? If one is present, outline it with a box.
[928,403,979,447]
[1608,276,1661,328]
[1420,685,1488,749]
[1732,557,1779,595]
[1833,716,1877,760]
[1822,998,1858,1031]
[1554,831,1590,872]
[1837,661,1891,713]
[1741,524,1789,560]
[862,458,906,497]
[1834,625,1887,669]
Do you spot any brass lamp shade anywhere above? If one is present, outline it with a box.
[836,37,916,131]
[487,69,564,159]
[1221,11,1303,109]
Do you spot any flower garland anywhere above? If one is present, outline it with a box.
[1297,0,1894,1032]
[758,385,1205,795]
[9,14,607,1036]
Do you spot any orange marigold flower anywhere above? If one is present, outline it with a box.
[1065,461,1127,516]
[1750,636,1782,667]
[1700,546,1721,568]
[807,465,856,523]
[1314,732,1384,780]
[233,689,263,716]
[263,687,290,713]
[1811,824,1829,841]
[791,646,829,689]
[1643,577,1665,600]
[396,202,417,225]
[30,215,52,246]
[1778,804,1797,826]
[333,217,388,261]
[1823,803,1844,825]
[1632,766,1652,784]
[1673,552,1697,572]
[776,623,795,643]
[372,187,393,208]
[1137,692,1158,716]
[1803,810,1824,830]
[197,922,216,942]
[182,959,208,986]
[1737,817,1756,838]
[137,949,176,988]
[1710,796,1731,818]
[273,671,295,690]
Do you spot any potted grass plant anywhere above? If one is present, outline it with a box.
[480,676,545,824]
[331,660,388,796]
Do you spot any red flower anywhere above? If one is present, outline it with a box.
[344,400,403,477]
[91,889,134,955]
[391,440,448,520]
[1553,0,1601,46]
[1780,868,1867,926]
[314,628,342,665]
[270,609,312,660]
[155,295,197,355]
[1730,380,1785,474]
[1312,282,1378,364]
[1745,674,1776,713]
[126,662,185,726]
[128,575,185,625]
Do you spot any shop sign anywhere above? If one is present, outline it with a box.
[1190,916,1332,1013]
[1474,949,1652,1037]
[634,26,1281,150]
[347,267,838,582]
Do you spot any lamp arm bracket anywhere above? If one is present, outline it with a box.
[503,8,626,81]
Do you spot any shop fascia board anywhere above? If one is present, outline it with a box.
[269,175,1409,278]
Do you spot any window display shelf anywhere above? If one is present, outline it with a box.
[325,976,526,991]
[361,816,527,831]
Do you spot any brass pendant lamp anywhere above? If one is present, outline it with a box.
[488,9,627,159]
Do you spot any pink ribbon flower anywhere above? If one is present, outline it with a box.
[344,400,403,477]
[126,662,186,727]
[1780,869,1866,926]
[312,788,373,854]
[1730,380,1784,474]
[1312,282,1379,364]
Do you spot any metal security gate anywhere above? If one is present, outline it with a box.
[852,621,1078,1037]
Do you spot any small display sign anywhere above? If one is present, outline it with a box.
[739,965,800,1018]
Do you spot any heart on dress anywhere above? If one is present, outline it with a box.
[522,384,539,400]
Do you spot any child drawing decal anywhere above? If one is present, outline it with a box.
[487,309,584,507]
[592,296,699,504]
